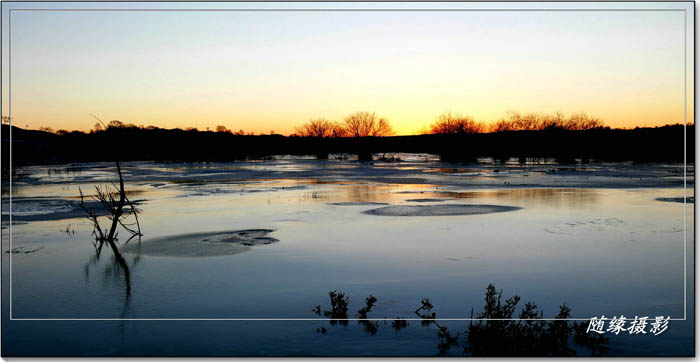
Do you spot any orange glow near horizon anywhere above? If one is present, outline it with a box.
[8,105,692,136]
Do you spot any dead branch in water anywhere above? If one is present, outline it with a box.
[78,161,141,297]
[79,162,141,242]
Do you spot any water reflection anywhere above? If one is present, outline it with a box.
[424,168,484,174]
[4,159,691,356]
[303,183,428,204]
[343,184,395,203]
[434,188,600,207]
[311,183,601,208]
[314,284,610,357]
[83,237,138,301]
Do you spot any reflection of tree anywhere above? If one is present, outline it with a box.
[460,284,608,356]
[83,244,141,325]
[344,184,384,203]
[313,290,349,327]
[314,284,609,356]
[84,247,140,302]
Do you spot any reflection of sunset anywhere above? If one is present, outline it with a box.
[433,188,600,208]
[2,2,693,135]
[251,181,603,207]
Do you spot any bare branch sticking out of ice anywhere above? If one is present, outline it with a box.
[120,229,278,257]
[362,204,521,216]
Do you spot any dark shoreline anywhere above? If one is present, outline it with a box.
[1,124,693,167]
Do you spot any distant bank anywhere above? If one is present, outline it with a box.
[1,124,693,168]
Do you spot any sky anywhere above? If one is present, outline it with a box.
[1,2,694,136]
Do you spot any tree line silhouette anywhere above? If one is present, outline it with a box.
[429,111,605,134]
[294,111,604,137]
[1,110,693,168]
[295,111,394,138]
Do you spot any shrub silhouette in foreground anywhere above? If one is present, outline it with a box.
[313,284,609,356]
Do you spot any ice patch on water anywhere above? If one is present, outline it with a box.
[5,246,44,254]
[2,198,143,221]
[544,217,624,234]
[362,204,521,216]
[328,202,390,206]
[2,199,73,217]
[656,197,694,204]
[121,229,278,257]
[174,183,308,197]
[200,229,278,246]
[405,198,447,203]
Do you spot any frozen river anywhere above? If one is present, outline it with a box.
[1,155,694,356]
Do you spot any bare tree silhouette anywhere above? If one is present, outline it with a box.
[215,125,231,133]
[295,118,347,138]
[343,112,394,137]
[491,111,604,132]
[428,111,487,134]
